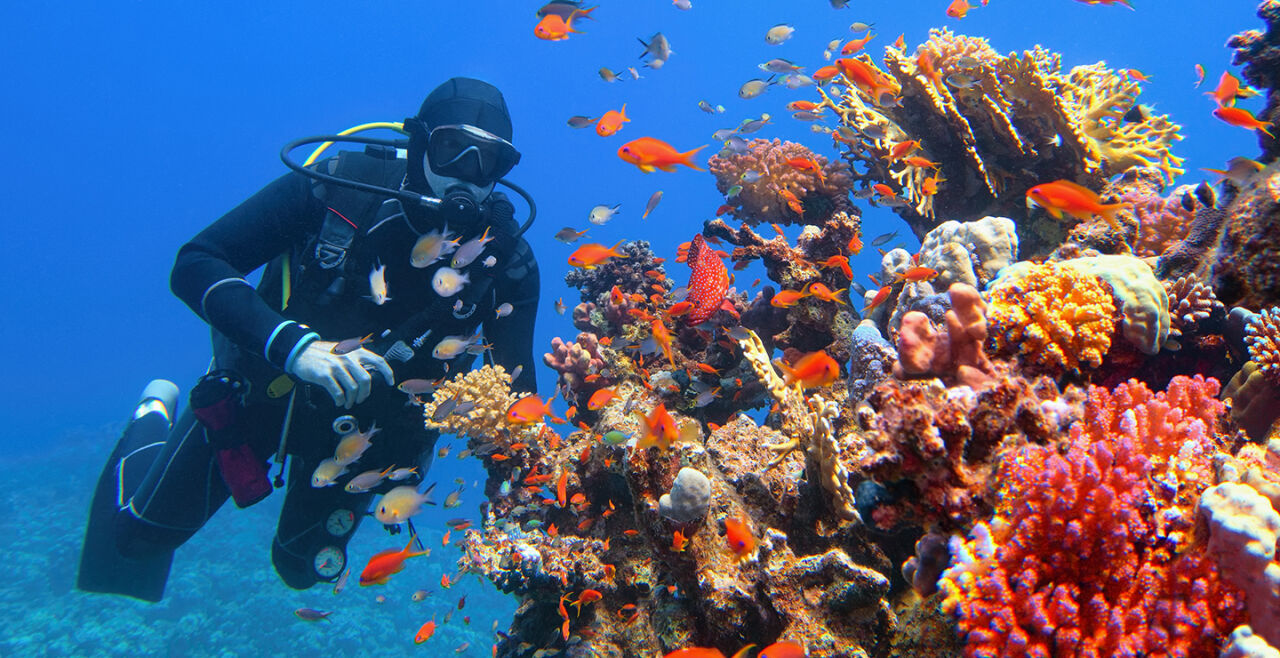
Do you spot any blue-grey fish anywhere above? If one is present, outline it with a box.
[295,608,333,622]
[759,58,802,73]
[599,67,621,83]
[643,191,663,220]
[944,72,981,89]
[588,203,621,225]
[638,32,673,63]
[737,114,773,134]
[849,21,874,32]
[870,231,898,246]
[781,73,815,89]
[740,171,763,183]
[567,115,595,128]
[723,136,750,153]
[792,110,825,122]
[554,226,589,243]
[711,128,738,141]
[451,227,494,268]
[765,24,795,45]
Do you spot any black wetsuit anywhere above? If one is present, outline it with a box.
[81,147,539,598]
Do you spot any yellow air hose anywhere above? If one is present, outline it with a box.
[282,122,407,310]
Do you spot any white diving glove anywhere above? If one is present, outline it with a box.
[286,340,395,410]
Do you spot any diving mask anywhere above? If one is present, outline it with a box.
[416,122,521,186]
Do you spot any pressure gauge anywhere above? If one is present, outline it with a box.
[326,509,356,536]
[313,546,346,579]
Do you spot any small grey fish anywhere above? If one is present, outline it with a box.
[628,67,643,80]
[397,379,436,396]
[835,126,860,141]
[792,110,825,121]
[345,466,393,493]
[638,32,673,61]
[495,302,514,318]
[759,58,802,73]
[870,231,899,246]
[724,136,750,153]
[432,392,462,422]
[849,21,873,32]
[737,114,773,134]
[599,67,620,83]
[452,401,477,416]
[295,608,333,622]
[510,365,523,381]
[567,115,595,128]
[955,56,981,69]
[331,333,373,355]
[765,24,795,45]
[725,326,753,341]
[451,229,494,268]
[850,281,867,296]
[332,568,350,595]
[781,73,815,89]
[673,0,692,8]
[711,128,738,141]
[643,191,663,220]
[853,187,877,199]
[831,0,850,7]
[861,123,889,140]
[692,387,720,408]
[738,78,772,99]
[944,72,981,89]
[878,197,907,208]
[740,171,763,183]
[554,226,589,243]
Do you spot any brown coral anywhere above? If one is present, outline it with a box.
[1246,307,1280,383]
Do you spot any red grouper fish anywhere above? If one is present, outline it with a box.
[684,235,735,324]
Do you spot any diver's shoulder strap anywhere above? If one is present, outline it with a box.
[310,147,407,271]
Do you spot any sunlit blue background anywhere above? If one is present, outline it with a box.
[0,0,1266,655]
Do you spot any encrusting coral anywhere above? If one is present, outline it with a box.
[986,261,1117,373]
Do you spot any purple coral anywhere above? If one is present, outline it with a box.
[543,334,609,392]
[708,138,854,226]
[564,240,667,304]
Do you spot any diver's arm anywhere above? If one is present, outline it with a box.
[485,238,540,394]
[170,171,325,370]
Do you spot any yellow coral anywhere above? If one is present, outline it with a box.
[987,263,1116,372]
[422,365,530,441]
[1053,62,1185,183]
[736,328,858,521]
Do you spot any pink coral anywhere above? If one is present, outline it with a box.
[543,334,609,392]
[708,138,854,226]
[1125,185,1195,258]
[939,376,1244,657]
[1246,307,1280,384]
[893,283,995,388]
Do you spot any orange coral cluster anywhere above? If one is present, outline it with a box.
[939,376,1245,657]
[986,262,1116,373]
[707,138,854,226]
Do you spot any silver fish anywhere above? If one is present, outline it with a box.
[510,365,523,381]
[432,392,463,422]
[567,115,594,128]
[870,231,898,246]
[673,0,692,8]
[759,58,802,73]
[792,111,825,121]
[451,227,493,268]
[554,227,589,243]
[711,128,738,141]
[331,334,372,355]
[628,67,643,80]
[588,204,621,225]
[332,568,350,595]
[781,73,815,89]
[345,466,393,493]
[495,302,514,318]
[723,136,750,153]
[599,67,620,83]
[740,171,763,183]
[638,32,673,62]
[737,114,773,134]
[849,21,874,32]
[944,72,981,89]
[765,24,795,45]
[698,100,717,114]
[397,379,436,396]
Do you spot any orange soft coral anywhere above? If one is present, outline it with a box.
[986,262,1116,373]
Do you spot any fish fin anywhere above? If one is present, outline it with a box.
[679,145,708,171]
[1047,206,1063,220]
[608,239,630,257]
[658,164,678,173]
[1097,203,1128,232]
[639,164,656,173]
[677,420,700,444]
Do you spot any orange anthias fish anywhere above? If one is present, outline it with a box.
[841,33,876,55]
[778,187,805,215]
[415,615,438,644]
[634,402,699,451]
[617,137,707,173]
[360,533,429,586]
[946,0,971,19]
[758,641,809,658]
[684,235,733,324]
[651,319,676,366]
[1213,106,1275,137]
[596,104,630,137]
[672,530,689,552]
[776,350,840,389]
[785,157,826,186]
[1025,180,1128,232]
[534,12,581,41]
[569,240,629,269]
[723,517,756,562]
[817,255,852,279]
[587,388,618,410]
[770,288,810,308]
[835,58,897,105]
[506,392,560,425]
[1206,71,1243,107]
[806,282,847,305]
[896,266,940,283]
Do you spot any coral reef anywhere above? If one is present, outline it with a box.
[708,138,855,226]
[938,376,1245,657]
[986,261,1117,373]
[1228,0,1280,162]
[1166,273,1225,339]
[1194,161,1280,310]
[1246,307,1280,382]
[821,28,1182,252]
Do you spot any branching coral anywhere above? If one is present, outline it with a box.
[736,328,858,521]
[986,261,1117,373]
[708,138,854,226]
[823,28,1183,251]
[939,376,1244,657]
[1247,308,1280,383]
[422,364,521,439]
[1166,274,1225,338]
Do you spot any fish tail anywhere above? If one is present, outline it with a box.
[1261,122,1275,138]
[608,239,630,257]
[1097,202,1127,232]
[679,145,708,171]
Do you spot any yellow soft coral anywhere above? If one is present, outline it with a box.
[987,262,1116,372]
[1054,62,1185,183]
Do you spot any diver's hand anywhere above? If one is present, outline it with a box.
[287,340,394,409]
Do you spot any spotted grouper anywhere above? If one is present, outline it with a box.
[684,234,735,324]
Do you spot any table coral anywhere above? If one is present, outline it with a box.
[939,376,1245,658]
[707,138,854,226]
[822,28,1182,250]
[986,262,1116,373]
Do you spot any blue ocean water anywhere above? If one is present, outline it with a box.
[0,1,1262,655]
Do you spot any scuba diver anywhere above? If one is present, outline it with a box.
[77,77,539,602]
